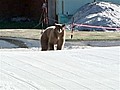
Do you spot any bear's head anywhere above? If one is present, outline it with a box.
[54,23,65,34]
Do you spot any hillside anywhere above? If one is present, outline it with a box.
[69,1,120,31]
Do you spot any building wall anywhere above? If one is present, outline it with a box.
[0,0,44,20]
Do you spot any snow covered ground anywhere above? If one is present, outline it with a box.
[0,47,119,90]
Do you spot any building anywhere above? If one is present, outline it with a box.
[0,0,119,25]
[0,0,45,21]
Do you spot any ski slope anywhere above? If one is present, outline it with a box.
[0,47,120,90]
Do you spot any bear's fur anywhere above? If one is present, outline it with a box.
[41,23,65,51]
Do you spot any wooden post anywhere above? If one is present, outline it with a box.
[42,0,48,28]
[48,0,56,25]
[71,17,74,39]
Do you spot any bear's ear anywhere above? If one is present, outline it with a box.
[55,23,61,26]
[55,23,65,28]
[55,23,57,26]
[62,24,65,27]
[55,23,59,28]
[55,23,64,27]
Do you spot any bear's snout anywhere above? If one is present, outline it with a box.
[58,29,62,33]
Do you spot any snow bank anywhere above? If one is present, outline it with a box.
[69,1,120,31]
[0,47,119,90]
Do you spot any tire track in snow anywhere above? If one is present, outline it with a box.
[0,46,118,90]
[0,73,31,90]
[1,61,67,90]
[34,52,118,90]
[37,53,118,82]
[1,55,91,90]
[47,52,118,90]
[1,53,117,90]
[70,55,118,76]
[8,53,117,89]
[56,51,119,80]
[0,69,40,90]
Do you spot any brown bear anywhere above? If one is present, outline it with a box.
[40,23,65,51]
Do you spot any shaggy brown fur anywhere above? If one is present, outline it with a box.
[41,23,65,51]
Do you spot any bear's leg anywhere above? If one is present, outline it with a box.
[41,40,48,51]
[41,46,48,51]
[48,43,54,50]
[57,44,62,50]
[57,39,64,50]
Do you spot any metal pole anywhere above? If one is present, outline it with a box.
[62,0,64,14]
[42,0,48,28]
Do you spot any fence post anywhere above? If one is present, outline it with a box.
[71,17,74,39]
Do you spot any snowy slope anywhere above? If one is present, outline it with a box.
[69,1,120,30]
[0,47,119,90]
